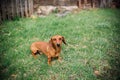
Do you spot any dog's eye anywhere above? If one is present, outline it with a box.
[53,38,56,41]
[59,38,62,40]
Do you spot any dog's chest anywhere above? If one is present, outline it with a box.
[46,45,61,57]
[49,48,61,57]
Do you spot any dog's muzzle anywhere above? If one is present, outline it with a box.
[57,44,60,47]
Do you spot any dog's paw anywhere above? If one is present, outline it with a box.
[58,57,62,63]
[48,62,52,66]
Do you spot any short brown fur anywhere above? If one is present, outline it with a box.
[30,35,66,65]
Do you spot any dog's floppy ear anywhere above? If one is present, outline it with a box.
[62,36,67,45]
[49,38,53,44]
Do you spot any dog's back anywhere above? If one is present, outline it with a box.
[30,41,49,54]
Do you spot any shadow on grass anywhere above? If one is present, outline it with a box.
[0,22,17,80]
[100,9,120,80]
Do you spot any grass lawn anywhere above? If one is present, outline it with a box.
[0,9,120,80]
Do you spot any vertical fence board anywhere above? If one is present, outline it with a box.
[11,0,15,18]
[0,2,1,23]
[22,0,25,17]
[10,0,12,19]
[77,0,82,8]
[25,0,28,17]
[1,0,5,20]
[92,0,95,8]
[6,0,10,20]
[20,0,24,17]
[30,0,32,15]
[31,0,33,15]
[13,0,16,17]
[16,0,19,17]
[28,0,33,16]
[28,0,31,16]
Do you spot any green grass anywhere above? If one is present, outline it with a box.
[0,9,120,80]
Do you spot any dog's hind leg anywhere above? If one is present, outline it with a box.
[32,51,37,58]
[36,50,43,55]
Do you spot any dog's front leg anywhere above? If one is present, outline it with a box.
[32,52,37,58]
[48,56,51,65]
[58,55,62,63]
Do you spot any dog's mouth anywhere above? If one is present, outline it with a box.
[56,44,60,47]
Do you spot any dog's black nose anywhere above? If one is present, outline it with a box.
[57,44,60,47]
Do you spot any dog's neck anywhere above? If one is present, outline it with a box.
[49,41,61,51]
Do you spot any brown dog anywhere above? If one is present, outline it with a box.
[30,35,66,65]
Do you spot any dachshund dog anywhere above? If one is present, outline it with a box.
[30,35,66,65]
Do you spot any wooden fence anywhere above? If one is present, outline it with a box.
[0,0,33,22]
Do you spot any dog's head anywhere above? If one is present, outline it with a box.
[49,35,67,47]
